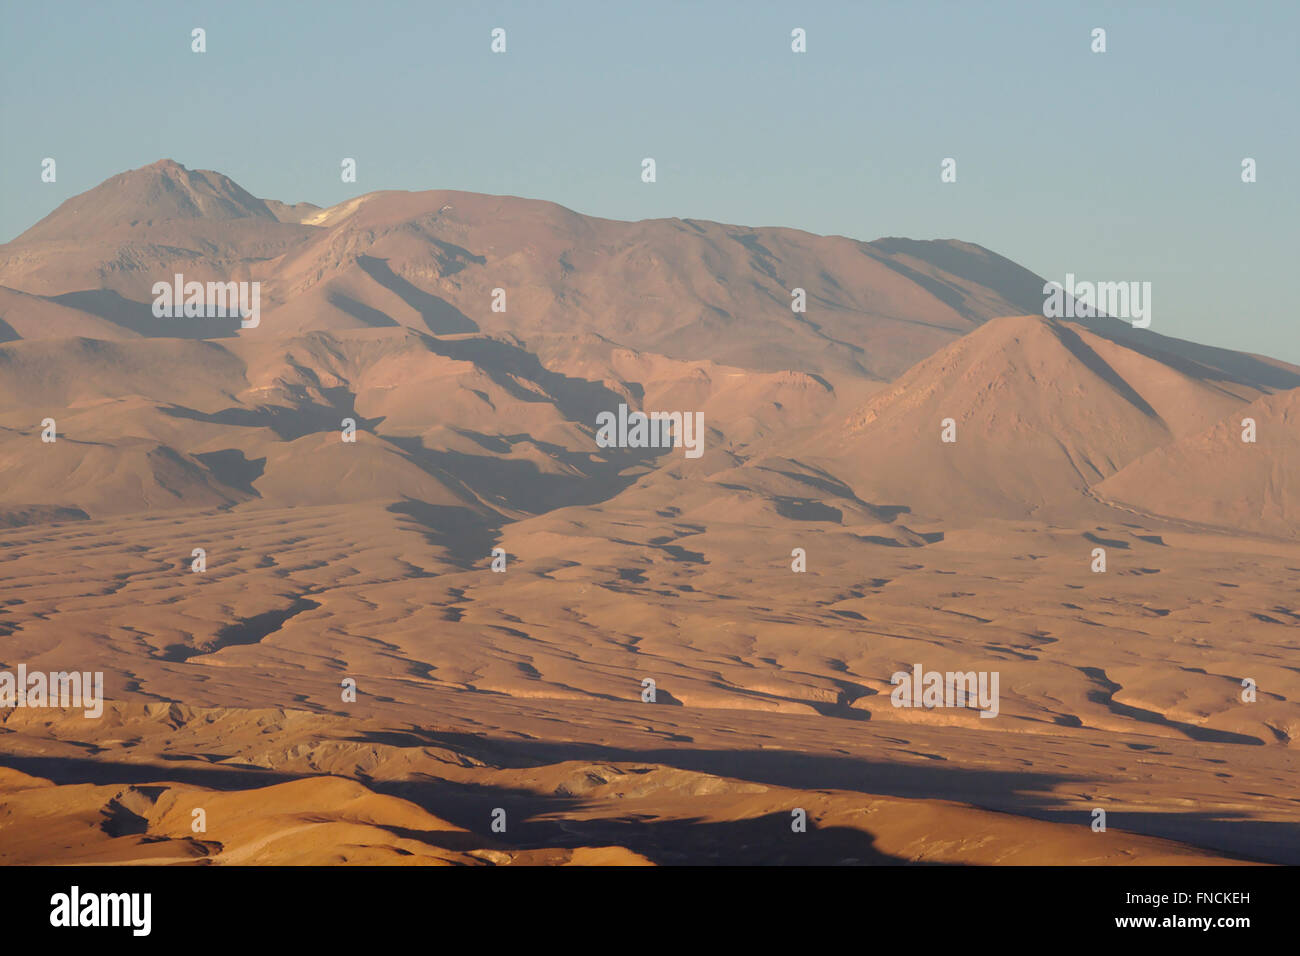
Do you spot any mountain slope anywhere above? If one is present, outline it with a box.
[1095,388,1298,536]
[20,159,277,239]
[262,187,1050,380]
[0,160,313,299]
[0,161,1047,383]
[811,315,1282,522]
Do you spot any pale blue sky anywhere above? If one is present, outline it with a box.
[2,0,1296,360]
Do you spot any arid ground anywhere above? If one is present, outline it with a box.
[0,161,1295,864]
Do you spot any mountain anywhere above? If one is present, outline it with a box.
[0,160,1047,381]
[258,187,1052,380]
[1095,388,1298,536]
[810,314,1293,522]
[20,159,277,239]
[0,160,313,299]
[0,285,139,342]
[1,161,1297,530]
[1,161,1298,866]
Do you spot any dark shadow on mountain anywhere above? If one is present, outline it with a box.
[100,797,151,837]
[774,497,843,522]
[356,256,478,333]
[162,392,380,442]
[0,753,929,864]
[866,252,977,320]
[1049,322,1162,419]
[0,505,90,528]
[0,754,297,791]
[1084,316,1300,391]
[387,500,503,569]
[361,730,1076,810]
[1071,811,1300,865]
[868,238,1049,317]
[427,239,486,276]
[363,771,940,864]
[856,535,911,547]
[647,689,684,706]
[654,543,706,564]
[162,597,320,662]
[194,449,266,495]
[756,465,913,525]
[413,332,630,428]
[1083,531,1130,549]
[729,231,780,281]
[390,439,622,513]
[52,290,242,338]
[367,823,497,853]
[1,737,1280,862]
[0,317,19,343]
[872,504,913,521]
[350,731,1279,862]
[328,290,400,327]
[762,465,859,500]
[384,430,664,516]
[1079,666,1263,746]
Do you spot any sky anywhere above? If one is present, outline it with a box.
[2,0,1297,360]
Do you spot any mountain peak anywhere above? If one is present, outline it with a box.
[14,160,276,243]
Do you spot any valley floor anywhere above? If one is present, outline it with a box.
[1,499,1295,864]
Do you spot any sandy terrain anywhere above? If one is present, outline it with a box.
[0,161,1295,865]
